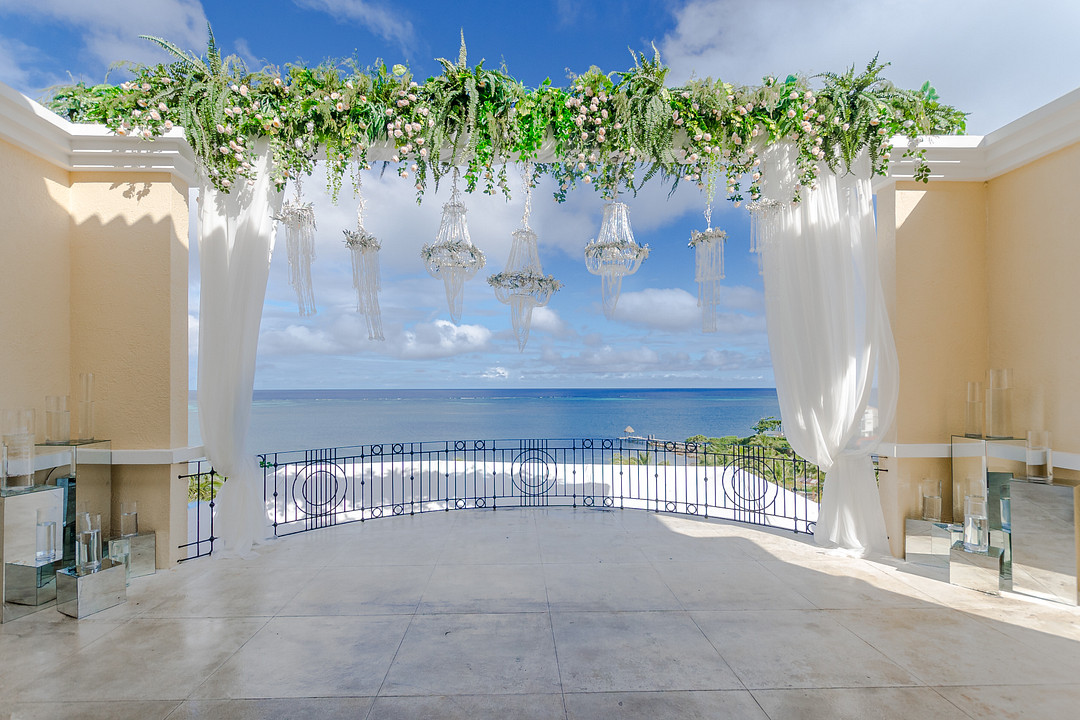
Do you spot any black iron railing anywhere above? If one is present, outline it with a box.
[178,459,220,561]
[258,438,823,538]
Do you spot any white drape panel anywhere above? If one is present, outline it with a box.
[758,145,898,557]
[197,141,284,554]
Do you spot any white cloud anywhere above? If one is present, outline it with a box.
[0,35,57,92]
[611,287,764,334]
[399,320,491,359]
[530,306,570,336]
[481,366,509,380]
[0,0,209,79]
[660,0,1080,134]
[293,0,415,54]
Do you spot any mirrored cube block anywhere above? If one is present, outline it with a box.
[128,532,156,578]
[950,542,1003,595]
[1011,480,1078,605]
[4,563,56,606]
[56,559,126,618]
[905,519,952,582]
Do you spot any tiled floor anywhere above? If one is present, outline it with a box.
[2,507,1079,719]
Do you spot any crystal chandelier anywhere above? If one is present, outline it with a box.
[689,183,726,333]
[343,165,385,341]
[584,201,648,319]
[488,167,561,351]
[275,174,318,316]
[421,167,485,323]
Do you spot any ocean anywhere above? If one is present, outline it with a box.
[188,388,781,454]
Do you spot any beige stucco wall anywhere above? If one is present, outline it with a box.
[2,135,190,567]
[68,172,188,450]
[986,143,1080,448]
[885,143,1080,558]
[0,138,72,423]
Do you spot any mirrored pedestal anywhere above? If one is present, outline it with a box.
[951,542,1004,595]
[1011,479,1078,606]
[56,560,126,618]
[129,532,156,578]
[904,519,952,582]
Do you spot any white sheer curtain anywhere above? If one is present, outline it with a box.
[197,141,284,554]
[757,144,898,557]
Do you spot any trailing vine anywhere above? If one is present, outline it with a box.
[45,27,966,203]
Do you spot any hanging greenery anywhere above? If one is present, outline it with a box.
[45,27,966,203]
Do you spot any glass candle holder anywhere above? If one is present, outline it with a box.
[76,512,102,573]
[1026,429,1052,482]
[963,495,989,553]
[964,381,984,437]
[986,369,1013,439]
[36,507,59,563]
[1,408,36,489]
[77,373,95,441]
[120,501,138,537]
[45,395,71,445]
[921,477,942,522]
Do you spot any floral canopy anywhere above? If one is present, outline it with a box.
[46,28,965,205]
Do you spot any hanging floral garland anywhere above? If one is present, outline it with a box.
[45,28,967,207]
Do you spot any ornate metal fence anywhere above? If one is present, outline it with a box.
[259,438,822,538]
[178,459,219,561]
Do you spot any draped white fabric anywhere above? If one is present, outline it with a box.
[757,144,898,557]
[197,141,284,554]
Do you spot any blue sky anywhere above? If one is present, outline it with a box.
[2,0,1078,390]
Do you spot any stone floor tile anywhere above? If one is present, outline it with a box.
[191,615,410,699]
[279,565,432,616]
[544,563,680,612]
[750,687,968,720]
[552,611,742,692]
[167,698,375,719]
[367,693,565,720]
[653,560,816,611]
[381,613,561,696]
[564,690,768,720]
[829,607,1080,686]
[759,558,938,609]
[19,618,267,701]
[936,684,1080,719]
[140,566,318,618]
[691,609,918,689]
[419,563,548,614]
[8,701,180,720]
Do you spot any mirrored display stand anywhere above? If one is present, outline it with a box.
[1,440,111,622]
[1011,479,1079,606]
[938,436,1078,603]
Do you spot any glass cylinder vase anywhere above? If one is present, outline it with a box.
[77,373,95,441]
[76,512,102,573]
[963,495,989,553]
[45,395,70,445]
[921,477,942,522]
[1026,429,1052,483]
[985,369,1013,439]
[1,408,36,490]
[964,381,984,437]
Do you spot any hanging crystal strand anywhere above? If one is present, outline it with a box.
[276,174,318,316]
[584,200,648,319]
[343,164,385,340]
[689,164,727,333]
[422,167,485,323]
[746,198,782,275]
[488,163,561,351]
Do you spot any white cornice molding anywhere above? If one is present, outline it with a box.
[0,80,196,185]
[881,85,1080,185]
